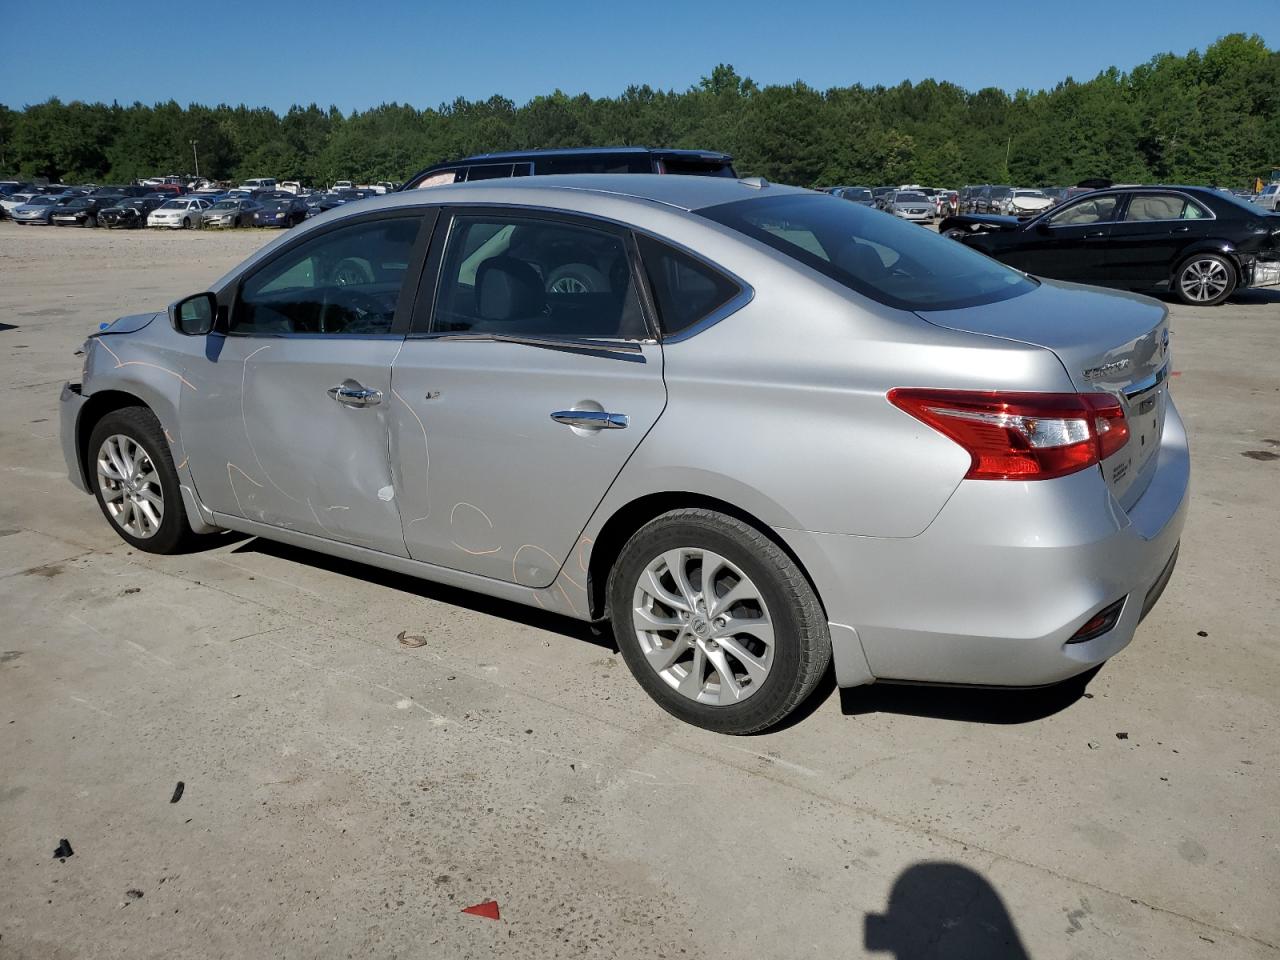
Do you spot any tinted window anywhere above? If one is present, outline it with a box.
[658,156,737,178]
[534,154,651,175]
[637,235,741,337]
[432,215,646,339]
[464,163,514,181]
[1124,193,1207,221]
[1049,195,1119,226]
[700,193,1035,311]
[233,216,422,336]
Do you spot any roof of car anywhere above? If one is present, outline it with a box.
[345,173,806,215]
[445,146,734,163]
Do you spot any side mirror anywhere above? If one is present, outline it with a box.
[1034,221,1051,235]
[169,292,216,336]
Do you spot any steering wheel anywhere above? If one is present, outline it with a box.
[319,287,389,333]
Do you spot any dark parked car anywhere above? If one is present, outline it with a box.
[51,195,126,227]
[251,194,309,227]
[939,185,1280,305]
[99,197,164,229]
[830,186,876,206]
[402,146,736,190]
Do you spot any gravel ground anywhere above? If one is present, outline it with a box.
[1,221,1277,959]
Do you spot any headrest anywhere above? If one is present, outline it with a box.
[476,257,545,322]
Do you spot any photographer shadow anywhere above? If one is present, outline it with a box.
[866,862,1031,959]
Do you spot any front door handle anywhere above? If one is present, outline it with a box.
[1171,225,1191,233]
[328,379,383,408]
[1083,230,1107,239]
[551,410,628,430]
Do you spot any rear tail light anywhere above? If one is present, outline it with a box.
[887,389,1130,480]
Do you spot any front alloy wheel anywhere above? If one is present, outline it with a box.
[96,434,164,539]
[1175,254,1235,306]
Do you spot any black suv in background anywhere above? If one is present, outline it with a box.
[401,146,736,190]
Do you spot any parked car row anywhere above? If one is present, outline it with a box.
[0,178,376,230]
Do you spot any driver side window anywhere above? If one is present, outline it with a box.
[232,216,422,336]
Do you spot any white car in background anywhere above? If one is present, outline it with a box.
[147,197,211,229]
[0,193,35,218]
[1249,183,1280,212]
[1009,189,1054,218]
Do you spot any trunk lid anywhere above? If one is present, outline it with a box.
[915,278,1170,511]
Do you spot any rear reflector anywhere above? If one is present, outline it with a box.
[888,388,1130,480]
[1067,597,1126,644]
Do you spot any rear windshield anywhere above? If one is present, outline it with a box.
[699,193,1035,311]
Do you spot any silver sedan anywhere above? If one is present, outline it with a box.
[58,175,1188,733]
[886,190,935,221]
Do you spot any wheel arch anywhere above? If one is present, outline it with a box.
[1171,240,1243,278]
[75,389,151,488]
[584,491,826,624]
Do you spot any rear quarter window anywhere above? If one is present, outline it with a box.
[636,234,742,337]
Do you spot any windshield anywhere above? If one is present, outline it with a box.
[27,196,54,206]
[160,200,186,209]
[212,200,239,210]
[989,187,1013,199]
[700,193,1036,311]
[845,188,872,200]
[1014,190,1045,198]
[895,193,927,203]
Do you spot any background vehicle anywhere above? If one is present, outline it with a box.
[239,178,277,193]
[939,185,1280,305]
[0,192,35,219]
[99,197,164,229]
[147,197,212,229]
[1250,182,1280,212]
[976,185,1014,214]
[251,194,309,227]
[1009,189,1054,218]
[885,190,934,221]
[871,186,894,209]
[58,175,1188,733]
[402,146,736,190]
[201,198,259,228]
[10,195,66,224]
[830,186,876,206]
[50,195,120,227]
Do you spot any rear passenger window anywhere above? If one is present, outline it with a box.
[636,234,741,337]
[431,215,647,339]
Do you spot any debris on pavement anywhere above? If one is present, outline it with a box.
[397,630,428,648]
[1116,732,1130,740]
[170,781,185,804]
[125,889,143,901]
[52,839,74,861]
[1196,630,1209,637]
[461,899,501,920]
[1087,741,1100,750]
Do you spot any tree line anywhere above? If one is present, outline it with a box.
[1,34,1276,189]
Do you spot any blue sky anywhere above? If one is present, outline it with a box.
[2,0,1275,113]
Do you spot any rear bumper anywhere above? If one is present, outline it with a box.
[782,400,1190,687]
[59,381,90,493]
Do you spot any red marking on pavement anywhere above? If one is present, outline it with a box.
[461,900,501,920]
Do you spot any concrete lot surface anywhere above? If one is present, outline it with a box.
[0,222,1277,959]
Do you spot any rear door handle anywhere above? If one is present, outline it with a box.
[551,410,628,430]
[1084,230,1107,239]
[328,379,383,408]
[1171,225,1191,233]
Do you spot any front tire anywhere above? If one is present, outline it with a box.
[182,217,191,229]
[88,407,199,554]
[1174,253,1236,306]
[607,508,831,734]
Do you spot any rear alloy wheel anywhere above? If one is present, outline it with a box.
[88,407,201,554]
[1174,253,1236,306]
[608,508,831,734]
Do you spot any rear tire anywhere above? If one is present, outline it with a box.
[607,508,831,734]
[1174,253,1236,306]
[88,407,201,554]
